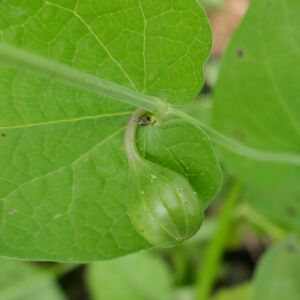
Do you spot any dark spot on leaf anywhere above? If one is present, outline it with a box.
[1,133,6,137]
[139,114,153,126]
[285,242,296,253]
[286,206,297,217]
[236,48,245,58]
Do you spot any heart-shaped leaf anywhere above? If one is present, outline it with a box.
[0,0,214,261]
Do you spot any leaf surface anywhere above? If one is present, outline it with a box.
[0,0,213,260]
[212,0,300,230]
[87,253,172,300]
[0,258,66,300]
[246,185,300,234]
[251,237,300,300]
[213,283,251,300]
[137,117,222,208]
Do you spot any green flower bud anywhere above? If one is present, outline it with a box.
[125,109,204,247]
[128,159,203,247]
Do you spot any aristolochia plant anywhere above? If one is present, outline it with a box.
[0,0,222,261]
[0,0,299,264]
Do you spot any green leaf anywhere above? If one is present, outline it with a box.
[251,237,300,300]
[213,283,251,300]
[246,185,300,234]
[171,288,194,300]
[86,253,172,300]
[0,1,212,260]
[137,117,222,208]
[213,0,300,185]
[212,0,300,230]
[199,0,225,11]
[0,259,66,300]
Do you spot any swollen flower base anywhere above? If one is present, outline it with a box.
[125,109,203,248]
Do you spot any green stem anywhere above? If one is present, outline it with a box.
[1,42,299,166]
[195,181,242,300]
[0,43,164,114]
[172,108,300,166]
[124,106,171,167]
[124,108,147,166]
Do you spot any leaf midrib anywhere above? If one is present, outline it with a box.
[0,43,299,167]
[0,111,131,130]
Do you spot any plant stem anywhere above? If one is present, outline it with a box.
[124,108,147,166]
[1,43,299,166]
[124,106,171,167]
[0,43,164,114]
[172,108,300,166]
[195,181,242,300]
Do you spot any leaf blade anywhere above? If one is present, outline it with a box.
[0,0,212,260]
[212,0,300,232]
[251,237,300,300]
